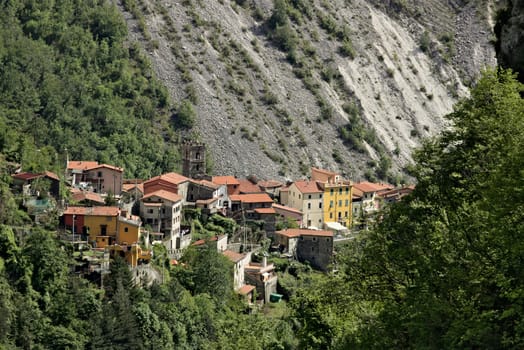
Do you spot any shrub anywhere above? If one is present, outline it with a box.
[419,30,431,52]
[339,39,356,59]
[174,99,196,128]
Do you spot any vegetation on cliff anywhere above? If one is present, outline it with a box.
[0,0,180,178]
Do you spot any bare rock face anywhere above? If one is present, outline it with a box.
[119,0,496,182]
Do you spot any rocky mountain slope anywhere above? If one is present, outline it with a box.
[118,0,496,181]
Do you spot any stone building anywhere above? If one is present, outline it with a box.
[182,141,206,179]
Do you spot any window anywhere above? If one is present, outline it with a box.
[307,203,311,209]
[329,200,333,208]
[124,227,129,232]
[329,213,333,219]
[330,189,334,195]
[98,171,102,178]
[319,202,322,209]
[319,194,322,199]
[308,194,311,199]
[345,211,348,218]
[299,194,301,199]
[148,209,154,214]
[338,212,342,218]
[338,200,342,207]
[346,187,349,194]
[313,237,317,241]
[345,199,349,206]
[339,188,342,194]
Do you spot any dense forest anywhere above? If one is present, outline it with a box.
[1,0,524,349]
[0,0,181,178]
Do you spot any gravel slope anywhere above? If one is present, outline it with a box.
[118,0,495,181]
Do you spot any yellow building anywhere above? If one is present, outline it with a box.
[311,168,353,229]
[63,206,145,265]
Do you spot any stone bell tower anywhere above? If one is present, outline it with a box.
[182,141,206,179]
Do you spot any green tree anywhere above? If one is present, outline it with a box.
[341,68,524,348]
[176,247,233,304]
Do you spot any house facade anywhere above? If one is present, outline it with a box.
[67,161,123,195]
[311,167,353,229]
[140,190,186,251]
[62,206,142,247]
[223,250,251,291]
[143,172,190,204]
[283,180,323,229]
[212,176,240,196]
[353,182,394,214]
[229,193,276,236]
[187,179,228,213]
[11,171,61,198]
[273,203,303,228]
[275,228,334,271]
[244,257,278,304]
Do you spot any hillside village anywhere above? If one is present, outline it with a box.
[9,140,413,305]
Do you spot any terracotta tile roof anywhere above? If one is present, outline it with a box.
[237,178,263,194]
[67,161,99,170]
[192,179,219,190]
[71,190,105,204]
[254,207,276,214]
[257,180,283,189]
[142,190,182,203]
[67,161,123,172]
[380,186,415,199]
[223,250,246,263]
[300,229,333,237]
[63,206,119,216]
[276,228,333,238]
[352,187,364,198]
[353,181,394,193]
[312,167,343,184]
[12,171,60,181]
[43,171,60,181]
[212,176,240,186]
[245,263,275,274]
[229,193,273,203]
[88,164,123,172]
[11,172,36,181]
[273,203,303,215]
[192,235,224,246]
[293,180,322,194]
[122,183,144,194]
[275,229,302,238]
[311,167,337,176]
[238,284,256,295]
[145,172,189,185]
